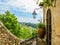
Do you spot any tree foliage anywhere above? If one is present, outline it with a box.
[19,25,37,40]
[38,0,54,7]
[0,10,21,38]
[0,11,37,40]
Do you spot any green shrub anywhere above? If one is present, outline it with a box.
[38,23,45,28]
[0,10,21,38]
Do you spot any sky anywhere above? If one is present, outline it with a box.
[0,0,43,24]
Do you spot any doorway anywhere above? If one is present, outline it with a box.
[46,8,52,45]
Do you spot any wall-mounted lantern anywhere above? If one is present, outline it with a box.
[32,10,37,19]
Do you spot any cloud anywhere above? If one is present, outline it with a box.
[0,0,43,23]
[0,4,26,14]
[16,16,40,24]
[0,0,43,13]
[0,0,9,2]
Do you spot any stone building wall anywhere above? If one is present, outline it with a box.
[44,0,60,45]
[0,21,20,45]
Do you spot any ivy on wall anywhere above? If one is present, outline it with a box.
[37,0,55,7]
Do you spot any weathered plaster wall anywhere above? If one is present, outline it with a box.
[52,0,60,45]
[44,0,60,45]
[0,21,20,45]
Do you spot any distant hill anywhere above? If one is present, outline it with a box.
[19,22,38,29]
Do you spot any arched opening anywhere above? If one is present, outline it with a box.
[46,8,52,45]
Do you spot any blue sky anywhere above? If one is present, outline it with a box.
[0,0,43,24]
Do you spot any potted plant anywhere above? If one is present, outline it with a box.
[37,23,45,39]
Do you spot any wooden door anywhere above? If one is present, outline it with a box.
[46,8,52,45]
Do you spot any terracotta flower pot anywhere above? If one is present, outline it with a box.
[38,28,45,39]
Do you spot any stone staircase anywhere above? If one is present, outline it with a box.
[0,21,46,45]
[20,37,46,45]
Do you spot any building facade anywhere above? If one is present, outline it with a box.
[44,0,60,45]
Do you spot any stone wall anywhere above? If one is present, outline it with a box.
[20,37,46,45]
[0,21,20,45]
[0,21,46,45]
[44,0,60,45]
[51,0,60,45]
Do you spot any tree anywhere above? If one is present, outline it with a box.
[0,10,37,40]
[0,10,21,38]
[37,0,54,7]
[20,25,33,40]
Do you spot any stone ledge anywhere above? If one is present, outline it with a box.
[0,21,20,45]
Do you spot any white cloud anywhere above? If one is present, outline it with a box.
[0,0,43,23]
[0,0,43,13]
[16,16,40,24]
